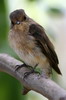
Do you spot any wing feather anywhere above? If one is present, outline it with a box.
[29,24,61,75]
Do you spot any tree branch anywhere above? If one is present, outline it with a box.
[0,53,66,100]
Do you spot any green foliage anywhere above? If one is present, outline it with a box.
[0,0,8,43]
[0,72,26,100]
[0,1,26,100]
[47,7,63,17]
[26,0,40,3]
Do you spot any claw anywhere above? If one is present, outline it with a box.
[15,63,28,71]
[24,70,34,78]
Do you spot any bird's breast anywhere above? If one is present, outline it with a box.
[9,29,49,70]
[9,29,38,66]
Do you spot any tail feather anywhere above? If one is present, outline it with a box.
[52,64,62,75]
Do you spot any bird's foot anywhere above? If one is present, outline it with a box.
[15,63,29,71]
[24,64,41,78]
[15,63,41,78]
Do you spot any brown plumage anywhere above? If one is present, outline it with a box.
[9,9,62,77]
[29,24,61,74]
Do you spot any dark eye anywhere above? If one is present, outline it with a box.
[23,16,26,20]
[11,21,14,25]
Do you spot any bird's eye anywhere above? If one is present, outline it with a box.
[23,16,26,20]
[11,21,14,25]
[16,21,20,25]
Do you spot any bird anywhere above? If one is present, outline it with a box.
[9,9,62,77]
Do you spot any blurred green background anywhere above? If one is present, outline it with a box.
[0,0,66,100]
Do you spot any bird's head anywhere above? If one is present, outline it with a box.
[10,9,27,28]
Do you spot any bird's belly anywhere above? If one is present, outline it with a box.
[9,33,50,71]
[14,47,49,69]
[11,41,51,76]
[15,49,39,67]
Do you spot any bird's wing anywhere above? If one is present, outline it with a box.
[29,24,61,75]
